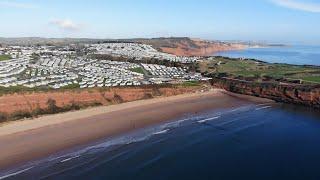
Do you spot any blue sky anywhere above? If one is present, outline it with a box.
[0,0,320,44]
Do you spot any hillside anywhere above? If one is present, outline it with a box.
[198,56,320,108]
[133,37,247,56]
[0,37,104,46]
[0,37,246,56]
[198,57,320,84]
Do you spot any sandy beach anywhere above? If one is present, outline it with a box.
[0,89,273,171]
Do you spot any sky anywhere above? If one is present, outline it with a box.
[0,0,320,44]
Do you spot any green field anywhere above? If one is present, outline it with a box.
[60,84,80,90]
[300,76,320,83]
[181,81,201,87]
[0,55,12,61]
[0,85,39,96]
[129,67,145,74]
[199,57,320,84]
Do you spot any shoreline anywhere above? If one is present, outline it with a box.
[212,77,320,109]
[162,45,248,57]
[0,89,273,171]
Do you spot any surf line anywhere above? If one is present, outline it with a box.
[256,103,273,106]
[198,116,220,123]
[153,129,170,135]
[0,167,34,180]
[60,155,81,163]
[255,106,272,110]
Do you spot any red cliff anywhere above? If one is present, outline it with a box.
[211,78,320,108]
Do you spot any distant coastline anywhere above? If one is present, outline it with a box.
[0,37,249,57]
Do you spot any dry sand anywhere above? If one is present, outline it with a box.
[0,89,272,170]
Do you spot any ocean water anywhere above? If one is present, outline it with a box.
[216,45,320,66]
[2,103,320,180]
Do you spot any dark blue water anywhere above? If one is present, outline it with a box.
[3,103,320,180]
[217,45,320,66]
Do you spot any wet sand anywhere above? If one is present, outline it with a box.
[0,89,273,170]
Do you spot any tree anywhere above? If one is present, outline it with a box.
[0,112,7,123]
[47,98,58,113]
[113,93,124,104]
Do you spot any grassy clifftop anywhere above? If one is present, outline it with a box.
[199,57,320,84]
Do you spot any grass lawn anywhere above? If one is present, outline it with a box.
[0,55,12,61]
[60,84,80,90]
[300,76,320,83]
[199,57,320,84]
[0,86,37,96]
[181,81,201,87]
[129,67,145,74]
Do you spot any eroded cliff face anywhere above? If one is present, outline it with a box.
[160,39,246,56]
[135,37,246,57]
[211,78,320,108]
[0,86,202,114]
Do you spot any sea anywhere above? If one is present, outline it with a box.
[217,45,320,66]
[1,103,320,180]
[1,45,320,180]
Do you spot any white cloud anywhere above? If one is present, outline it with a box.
[271,0,320,13]
[50,19,82,31]
[0,0,38,9]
